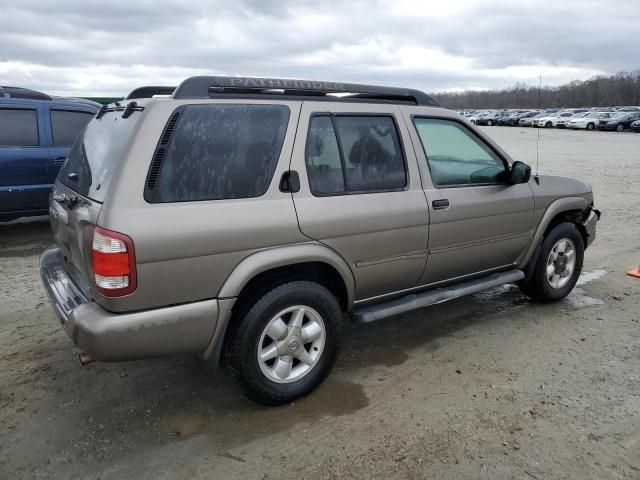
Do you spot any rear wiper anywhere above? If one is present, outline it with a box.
[95,101,144,119]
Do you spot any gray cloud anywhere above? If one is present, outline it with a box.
[1,0,638,96]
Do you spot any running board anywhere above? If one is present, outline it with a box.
[351,269,525,323]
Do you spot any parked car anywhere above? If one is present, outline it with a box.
[631,119,640,132]
[567,111,617,130]
[533,111,579,128]
[556,112,589,129]
[596,111,640,131]
[40,76,600,405]
[519,110,559,127]
[476,110,511,126]
[505,111,538,126]
[0,86,100,222]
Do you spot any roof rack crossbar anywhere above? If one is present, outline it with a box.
[125,86,176,100]
[171,76,439,106]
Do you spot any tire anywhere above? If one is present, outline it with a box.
[487,120,493,126]
[586,123,595,131]
[545,121,552,128]
[224,281,341,406]
[519,222,584,303]
[616,124,624,132]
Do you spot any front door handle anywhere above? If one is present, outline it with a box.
[432,199,450,210]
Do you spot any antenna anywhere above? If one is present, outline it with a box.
[535,74,541,185]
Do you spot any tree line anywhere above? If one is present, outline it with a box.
[430,70,640,109]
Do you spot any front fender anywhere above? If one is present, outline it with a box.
[517,196,588,268]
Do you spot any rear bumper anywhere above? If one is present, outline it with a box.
[583,209,600,248]
[39,246,219,361]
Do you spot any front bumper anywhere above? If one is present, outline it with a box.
[39,247,219,361]
[583,208,601,247]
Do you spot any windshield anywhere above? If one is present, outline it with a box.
[58,110,142,202]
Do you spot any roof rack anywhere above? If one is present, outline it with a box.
[169,76,440,106]
[125,86,177,100]
[0,86,52,101]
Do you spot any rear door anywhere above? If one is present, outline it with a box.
[404,112,535,285]
[0,104,51,216]
[290,102,429,301]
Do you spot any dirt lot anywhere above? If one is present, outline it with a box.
[1,127,639,479]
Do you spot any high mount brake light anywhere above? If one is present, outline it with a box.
[92,227,137,297]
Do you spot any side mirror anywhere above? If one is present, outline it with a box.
[509,161,531,185]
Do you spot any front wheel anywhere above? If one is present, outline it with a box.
[224,281,341,406]
[487,120,493,126]
[545,121,553,128]
[519,222,584,303]
[616,124,624,132]
[586,122,595,131]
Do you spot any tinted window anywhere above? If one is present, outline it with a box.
[306,116,345,194]
[59,111,143,202]
[413,118,505,187]
[151,104,289,202]
[305,115,406,195]
[0,108,38,146]
[51,110,94,146]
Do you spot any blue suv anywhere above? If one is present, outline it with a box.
[0,86,100,222]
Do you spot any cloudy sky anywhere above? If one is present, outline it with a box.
[1,0,639,96]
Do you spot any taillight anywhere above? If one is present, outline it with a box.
[92,227,137,297]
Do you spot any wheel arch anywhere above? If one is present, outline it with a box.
[517,197,589,270]
[201,244,355,367]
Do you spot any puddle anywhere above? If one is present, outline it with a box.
[161,379,369,446]
[565,270,607,308]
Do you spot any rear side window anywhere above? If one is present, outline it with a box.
[0,108,39,146]
[413,118,505,187]
[148,104,289,203]
[305,115,406,195]
[50,110,94,146]
[59,111,143,202]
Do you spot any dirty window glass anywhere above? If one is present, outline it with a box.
[51,110,94,146]
[305,115,406,195]
[152,104,289,202]
[305,116,345,194]
[59,112,142,202]
[0,109,39,146]
[334,116,406,191]
[413,118,505,187]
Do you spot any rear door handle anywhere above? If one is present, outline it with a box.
[432,199,450,210]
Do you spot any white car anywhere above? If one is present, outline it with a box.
[533,111,580,128]
[556,112,589,128]
[567,111,618,130]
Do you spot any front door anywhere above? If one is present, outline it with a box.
[403,112,535,285]
[290,102,429,301]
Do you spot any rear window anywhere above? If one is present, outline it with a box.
[147,104,289,203]
[58,111,142,202]
[50,110,95,146]
[0,108,39,146]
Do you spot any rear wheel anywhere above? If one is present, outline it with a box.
[519,222,584,303]
[616,124,624,132]
[225,281,341,406]
[487,120,493,126]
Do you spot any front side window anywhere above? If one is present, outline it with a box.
[413,118,506,187]
[150,104,290,203]
[305,114,406,195]
[51,110,95,146]
[0,108,39,146]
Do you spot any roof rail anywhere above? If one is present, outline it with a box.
[170,76,440,106]
[0,86,51,101]
[125,86,176,100]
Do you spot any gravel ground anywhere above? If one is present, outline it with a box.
[1,127,639,479]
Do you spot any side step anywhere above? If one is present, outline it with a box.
[351,269,525,323]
